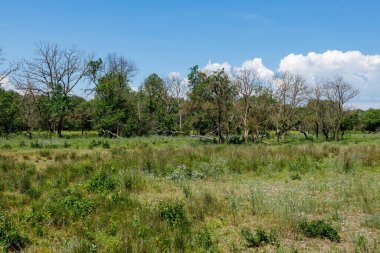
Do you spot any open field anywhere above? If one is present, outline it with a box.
[0,133,380,252]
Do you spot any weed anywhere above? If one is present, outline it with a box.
[0,211,29,252]
[159,201,186,228]
[354,234,368,253]
[290,173,302,180]
[87,171,117,192]
[363,214,380,229]
[241,227,277,248]
[298,219,340,242]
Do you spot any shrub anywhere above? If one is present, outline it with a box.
[195,227,213,250]
[290,173,302,180]
[1,144,12,150]
[159,201,186,228]
[63,141,71,148]
[19,141,26,147]
[123,170,145,191]
[342,152,354,173]
[363,214,380,229]
[47,192,95,225]
[87,171,117,192]
[102,141,110,149]
[0,211,29,252]
[298,219,340,242]
[39,150,51,158]
[354,234,368,253]
[241,227,277,248]
[88,140,102,149]
[30,141,42,148]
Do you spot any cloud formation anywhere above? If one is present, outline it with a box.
[203,58,274,82]
[0,76,15,91]
[191,51,380,109]
[235,58,274,81]
[279,50,380,109]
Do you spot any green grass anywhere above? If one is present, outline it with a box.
[0,133,379,252]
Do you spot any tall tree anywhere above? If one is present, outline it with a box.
[324,75,359,140]
[0,88,23,135]
[142,73,176,134]
[273,72,309,141]
[165,72,188,131]
[15,43,89,137]
[88,54,137,137]
[233,68,263,143]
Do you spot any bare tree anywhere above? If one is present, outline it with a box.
[0,48,18,86]
[14,43,89,137]
[165,72,188,130]
[273,72,309,141]
[324,75,359,140]
[233,68,262,143]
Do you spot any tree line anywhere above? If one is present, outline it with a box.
[0,43,379,142]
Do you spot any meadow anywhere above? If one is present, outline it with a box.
[0,132,379,252]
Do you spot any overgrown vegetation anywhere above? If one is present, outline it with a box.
[0,134,378,252]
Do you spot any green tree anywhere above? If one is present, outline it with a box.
[0,88,23,135]
[362,108,380,132]
[142,73,177,134]
[88,54,138,137]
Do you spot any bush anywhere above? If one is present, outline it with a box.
[241,227,277,248]
[290,173,302,180]
[123,170,145,191]
[159,201,186,228]
[0,211,28,252]
[47,191,95,225]
[1,144,12,150]
[102,141,110,149]
[30,141,42,148]
[87,171,117,193]
[298,219,340,242]
[195,227,213,250]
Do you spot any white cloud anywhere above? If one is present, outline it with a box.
[0,76,15,91]
[203,61,231,74]
[235,58,274,81]
[168,51,380,109]
[202,58,274,82]
[278,50,380,109]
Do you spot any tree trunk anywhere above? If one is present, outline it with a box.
[57,117,63,138]
[322,129,329,141]
[315,122,319,140]
[179,113,182,130]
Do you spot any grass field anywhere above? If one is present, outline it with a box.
[0,133,380,252]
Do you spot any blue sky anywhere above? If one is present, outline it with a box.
[1,0,380,107]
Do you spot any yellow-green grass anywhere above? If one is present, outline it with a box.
[0,133,379,252]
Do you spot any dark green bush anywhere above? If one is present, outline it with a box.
[159,201,186,228]
[0,211,28,252]
[30,141,42,148]
[1,144,12,150]
[298,219,340,242]
[241,227,277,248]
[87,171,117,192]
[47,192,95,226]
[195,227,213,250]
[290,173,302,180]
[102,141,110,149]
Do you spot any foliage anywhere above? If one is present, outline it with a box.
[87,171,117,192]
[298,219,340,242]
[159,201,186,228]
[0,211,28,252]
[241,227,277,248]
